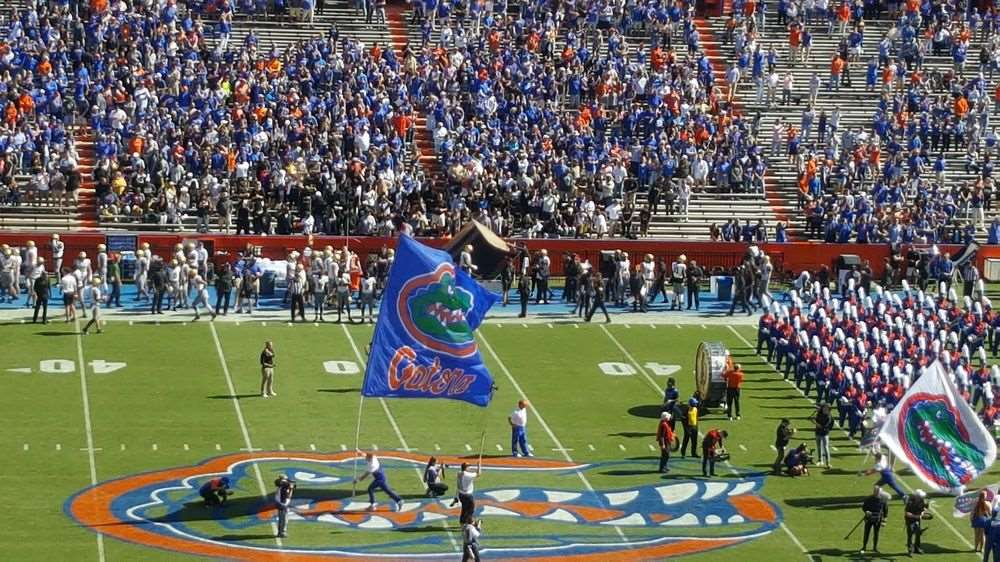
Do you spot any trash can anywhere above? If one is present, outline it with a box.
[715,276,734,301]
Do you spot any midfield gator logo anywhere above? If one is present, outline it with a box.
[65,452,782,560]
[398,264,477,358]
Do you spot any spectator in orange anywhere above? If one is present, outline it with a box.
[830,56,845,90]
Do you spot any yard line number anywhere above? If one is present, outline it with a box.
[8,359,127,375]
[598,362,681,377]
[323,360,361,375]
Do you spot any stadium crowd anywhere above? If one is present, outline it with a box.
[723,0,1000,244]
[0,0,775,239]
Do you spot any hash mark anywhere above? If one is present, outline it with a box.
[496,323,502,328]
[675,324,681,329]
[573,324,578,328]
[215,443,222,451]
[769,444,777,451]
[56,443,62,451]
[521,323,528,328]
[465,444,472,451]
[647,444,655,451]
[547,323,553,328]
[649,324,656,329]
[372,444,379,451]
[434,444,441,451]
[618,444,626,451]
[279,443,286,451]
[120,444,126,451]
[310,443,317,451]
[700,324,707,329]
[261,322,267,327]
[183,443,190,451]
[128,321,133,326]
[340,444,347,451]
[739,444,748,451]
[588,444,595,451]
[624,324,631,329]
[495,444,503,451]
[152,443,158,451]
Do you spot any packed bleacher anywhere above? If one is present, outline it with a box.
[3,0,1000,240]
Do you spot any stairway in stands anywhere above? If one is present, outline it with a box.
[73,126,98,229]
[711,14,999,239]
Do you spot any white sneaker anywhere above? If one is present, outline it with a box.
[366,503,376,511]
[396,500,404,511]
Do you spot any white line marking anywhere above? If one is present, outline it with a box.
[701,324,707,329]
[152,443,158,451]
[552,448,575,452]
[600,324,662,394]
[209,322,282,546]
[215,443,222,451]
[56,443,62,451]
[74,318,106,562]
[80,447,103,452]
[573,324,579,328]
[478,332,629,542]
[618,443,626,451]
[726,325,962,557]
[23,443,28,451]
[649,324,656,329]
[342,324,459,550]
[770,444,777,451]
[261,322,267,326]
[128,321,133,325]
[675,324,681,329]
[183,443,190,451]
[739,444,748,451]
[496,444,503,451]
[647,444,655,451]
[547,323,553,328]
[340,444,347,451]
[588,444,595,451]
[624,324,631,329]
[521,323,528,328]
[310,443,317,451]
[434,443,441,451]
[279,443,285,451]
[831,446,840,452]
[496,324,502,328]
[240,447,262,452]
[465,444,472,451]
[120,444,126,451]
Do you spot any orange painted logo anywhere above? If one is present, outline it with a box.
[65,452,781,560]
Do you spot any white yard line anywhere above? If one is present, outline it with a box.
[599,325,662,394]
[74,318,107,562]
[341,324,460,551]
[478,332,629,543]
[726,325,975,555]
[209,322,283,547]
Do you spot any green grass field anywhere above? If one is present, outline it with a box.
[1,317,994,561]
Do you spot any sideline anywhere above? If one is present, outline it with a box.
[208,322,283,546]
[74,318,107,562]
[477,331,629,543]
[727,325,977,555]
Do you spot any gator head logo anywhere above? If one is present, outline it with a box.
[897,392,989,488]
[65,452,782,561]
[398,263,477,358]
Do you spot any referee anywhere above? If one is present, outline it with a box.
[260,341,276,398]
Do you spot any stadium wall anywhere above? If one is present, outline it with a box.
[0,232,992,280]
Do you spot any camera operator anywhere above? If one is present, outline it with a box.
[274,474,296,538]
[462,518,483,562]
[905,489,930,555]
[783,443,811,477]
[773,418,795,475]
[859,485,890,555]
[199,476,231,506]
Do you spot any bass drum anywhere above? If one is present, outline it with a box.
[695,341,730,407]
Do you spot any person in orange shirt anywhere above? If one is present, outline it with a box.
[788,23,802,64]
[955,95,970,117]
[830,55,845,90]
[724,363,745,420]
[836,1,851,35]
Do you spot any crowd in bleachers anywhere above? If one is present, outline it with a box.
[0,0,777,239]
[722,0,1000,243]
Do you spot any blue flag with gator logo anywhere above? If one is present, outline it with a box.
[362,236,499,407]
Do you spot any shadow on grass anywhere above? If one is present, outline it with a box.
[628,404,665,419]
[807,548,897,560]
[785,495,869,511]
[600,469,662,476]
[608,431,655,438]
[208,533,279,541]
[207,394,262,400]
[35,331,78,337]
[317,388,360,394]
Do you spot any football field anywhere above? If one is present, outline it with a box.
[0,310,993,561]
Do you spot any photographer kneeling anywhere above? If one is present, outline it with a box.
[783,443,811,477]
[199,477,232,506]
